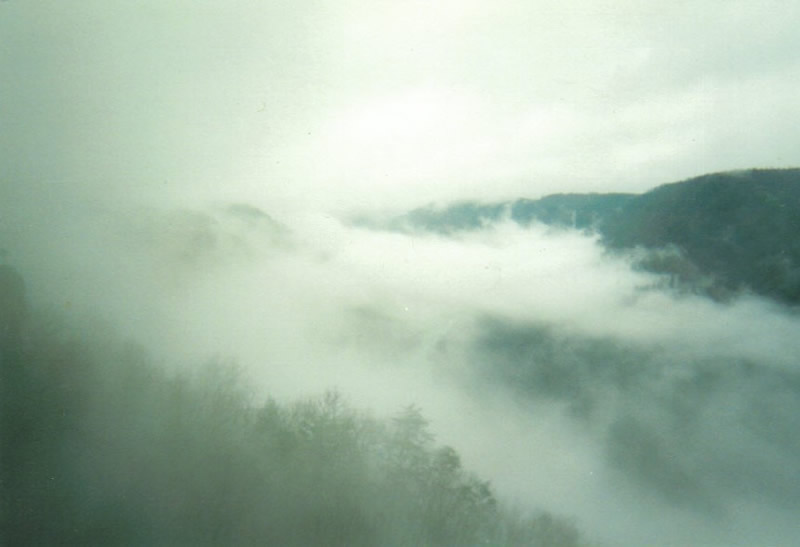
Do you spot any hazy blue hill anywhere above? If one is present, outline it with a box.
[389,202,507,234]
[373,194,634,234]
[468,315,800,516]
[376,168,800,305]
[600,168,800,303]
[510,193,635,230]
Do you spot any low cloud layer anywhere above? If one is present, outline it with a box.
[3,2,800,544]
[5,198,799,545]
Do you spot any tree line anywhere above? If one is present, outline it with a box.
[1,270,585,546]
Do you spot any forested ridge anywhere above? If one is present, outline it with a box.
[370,168,800,305]
[0,284,585,546]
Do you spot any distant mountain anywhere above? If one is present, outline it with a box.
[510,192,635,231]
[362,168,800,305]
[601,169,800,303]
[121,203,290,268]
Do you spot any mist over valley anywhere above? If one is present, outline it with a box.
[3,2,800,544]
[4,170,800,545]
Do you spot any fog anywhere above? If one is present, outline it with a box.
[4,1,800,212]
[3,193,799,545]
[4,1,800,544]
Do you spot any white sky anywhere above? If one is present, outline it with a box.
[2,1,800,213]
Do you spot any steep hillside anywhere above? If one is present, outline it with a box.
[0,299,586,546]
[601,169,800,303]
[371,168,800,305]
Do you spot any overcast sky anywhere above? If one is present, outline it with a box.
[3,0,800,213]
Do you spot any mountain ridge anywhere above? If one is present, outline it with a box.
[362,168,800,305]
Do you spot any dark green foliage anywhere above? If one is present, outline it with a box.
[371,168,800,305]
[1,312,585,546]
[600,168,800,303]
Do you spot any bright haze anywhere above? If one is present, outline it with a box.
[3,1,800,211]
[3,2,800,546]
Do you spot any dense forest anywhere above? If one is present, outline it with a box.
[0,272,585,546]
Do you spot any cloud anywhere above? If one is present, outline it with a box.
[8,196,800,545]
[3,2,800,544]
[3,1,799,212]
